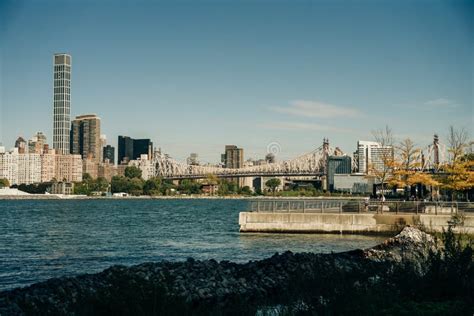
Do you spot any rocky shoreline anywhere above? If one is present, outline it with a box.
[0,227,460,315]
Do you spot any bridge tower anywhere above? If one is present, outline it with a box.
[433,134,440,170]
[318,138,330,174]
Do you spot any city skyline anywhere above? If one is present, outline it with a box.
[1,1,473,163]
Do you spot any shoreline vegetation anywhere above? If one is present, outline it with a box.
[0,226,472,315]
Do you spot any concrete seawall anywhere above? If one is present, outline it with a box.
[239,212,474,235]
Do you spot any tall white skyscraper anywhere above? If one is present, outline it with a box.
[355,140,393,174]
[52,53,72,154]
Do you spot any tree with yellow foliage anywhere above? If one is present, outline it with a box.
[389,138,439,199]
[367,126,395,198]
[439,127,474,201]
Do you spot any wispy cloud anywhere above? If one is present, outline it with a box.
[424,98,458,108]
[259,121,356,133]
[269,100,362,118]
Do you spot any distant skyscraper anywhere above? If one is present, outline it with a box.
[70,114,101,161]
[133,139,153,160]
[52,53,72,154]
[28,132,47,154]
[103,145,115,164]
[118,136,133,164]
[99,135,107,162]
[117,136,153,164]
[265,153,275,164]
[222,145,244,168]
[14,137,27,154]
[187,153,199,165]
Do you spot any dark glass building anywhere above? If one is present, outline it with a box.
[103,145,115,164]
[327,156,352,192]
[118,136,153,164]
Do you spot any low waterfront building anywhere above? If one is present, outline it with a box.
[333,174,374,194]
[201,184,219,195]
[327,155,352,192]
[50,182,75,195]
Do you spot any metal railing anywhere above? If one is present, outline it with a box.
[248,199,474,215]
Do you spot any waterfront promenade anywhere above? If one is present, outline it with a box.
[240,199,474,234]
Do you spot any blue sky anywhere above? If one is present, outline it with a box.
[0,0,472,163]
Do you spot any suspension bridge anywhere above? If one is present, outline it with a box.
[132,135,447,180]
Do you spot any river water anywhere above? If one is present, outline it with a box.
[0,199,385,290]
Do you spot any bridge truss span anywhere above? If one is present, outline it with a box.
[149,145,331,180]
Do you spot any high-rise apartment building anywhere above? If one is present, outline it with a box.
[17,154,42,184]
[70,114,101,161]
[0,146,82,184]
[355,140,393,174]
[53,53,72,154]
[0,147,42,185]
[55,154,82,182]
[40,148,56,183]
[117,136,153,164]
[222,145,244,169]
[0,147,19,185]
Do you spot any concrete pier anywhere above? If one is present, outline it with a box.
[239,212,474,234]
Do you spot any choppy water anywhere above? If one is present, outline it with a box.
[0,199,385,291]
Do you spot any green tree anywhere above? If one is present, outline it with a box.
[217,181,229,196]
[239,186,252,195]
[205,174,218,185]
[144,177,162,196]
[94,177,109,192]
[0,178,10,188]
[178,179,201,194]
[111,176,129,193]
[227,181,239,194]
[74,182,91,195]
[368,125,395,199]
[128,178,144,196]
[265,178,281,196]
[160,180,176,195]
[217,179,239,195]
[125,166,142,179]
[82,173,93,183]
